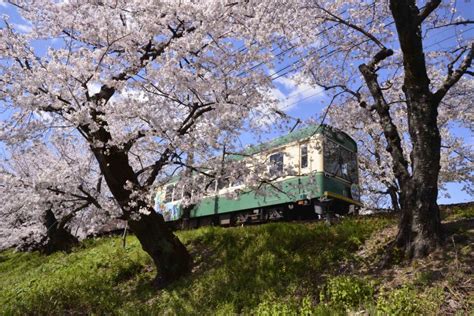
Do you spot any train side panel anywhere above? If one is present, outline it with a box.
[189,173,324,218]
[155,125,362,223]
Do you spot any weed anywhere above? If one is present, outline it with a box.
[376,285,444,315]
[319,275,375,311]
[442,204,474,221]
[0,216,402,315]
[414,270,438,286]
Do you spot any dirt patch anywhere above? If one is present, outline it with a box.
[349,213,473,314]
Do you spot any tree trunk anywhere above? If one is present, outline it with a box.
[17,209,79,253]
[394,97,444,257]
[127,205,192,286]
[41,209,78,254]
[357,0,448,259]
[91,146,192,286]
[395,181,443,258]
[360,58,445,257]
[19,210,79,255]
[387,186,400,213]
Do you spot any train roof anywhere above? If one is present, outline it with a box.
[158,124,357,185]
[230,124,357,160]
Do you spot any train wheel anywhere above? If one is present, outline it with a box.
[319,200,334,225]
[348,204,359,216]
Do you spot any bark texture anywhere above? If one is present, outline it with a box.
[90,142,191,286]
[17,209,79,254]
[128,207,191,285]
[358,0,473,258]
[389,0,444,257]
[41,209,79,254]
[355,0,473,258]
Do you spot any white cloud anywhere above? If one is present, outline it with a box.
[13,23,32,34]
[271,75,324,111]
[0,1,9,8]
[86,82,150,104]
[248,75,325,128]
[86,82,102,96]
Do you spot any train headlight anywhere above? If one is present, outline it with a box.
[350,184,360,201]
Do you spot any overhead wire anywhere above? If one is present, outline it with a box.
[425,26,474,49]
[276,25,474,113]
[279,23,474,138]
[217,10,474,131]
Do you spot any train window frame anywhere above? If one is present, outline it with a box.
[217,177,230,190]
[205,178,217,194]
[164,184,174,203]
[323,137,358,183]
[269,152,284,176]
[174,185,183,202]
[230,173,244,187]
[300,143,308,169]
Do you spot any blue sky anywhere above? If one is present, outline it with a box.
[0,1,472,204]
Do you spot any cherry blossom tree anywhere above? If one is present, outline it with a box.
[0,1,287,285]
[282,0,474,257]
[1,1,472,286]
[326,78,473,212]
[0,135,116,253]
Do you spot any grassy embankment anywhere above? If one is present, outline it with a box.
[0,204,472,315]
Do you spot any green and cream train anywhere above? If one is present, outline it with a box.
[155,125,362,228]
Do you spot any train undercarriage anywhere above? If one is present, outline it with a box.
[174,198,360,230]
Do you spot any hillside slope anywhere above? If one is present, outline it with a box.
[0,204,472,315]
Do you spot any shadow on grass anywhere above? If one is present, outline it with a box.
[443,218,473,236]
[0,216,392,315]
[134,218,391,315]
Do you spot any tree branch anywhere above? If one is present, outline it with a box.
[316,4,386,49]
[89,25,196,104]
[57,202,91,230]
[430,20,474,29]
[142,102,215,187]
[171,159,215,179]
[418,0,441,24]
[143,148,173,187]
[434,42,474,102]
[359,48,410,183]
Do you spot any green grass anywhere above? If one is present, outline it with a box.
[0,237,153,315]
[0,212,464,315]
[441,202,474,221]
[153,218,389,315]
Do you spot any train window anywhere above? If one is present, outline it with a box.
[206,178,217,193]
[164,185,174,203]
[269,152,284,176]
[324,139,358,183]
[300,144,308,168]
[173,185,183,201]
[348,151,358,183]
[324,140,339,176]
[231,172,244,187]
[217,177,230,190]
